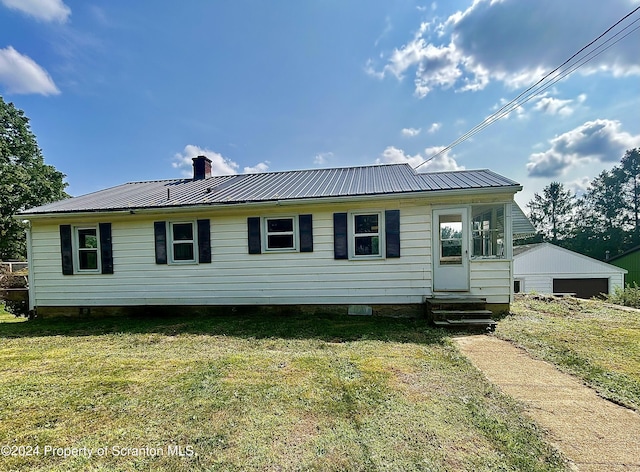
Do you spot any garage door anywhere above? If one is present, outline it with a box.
[552,278,608,299]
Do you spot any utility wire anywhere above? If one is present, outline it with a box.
[480,19,640,129]
[450,21,640,149]
[414,5,640,170]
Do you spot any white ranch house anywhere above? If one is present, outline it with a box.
[20,157,534,318]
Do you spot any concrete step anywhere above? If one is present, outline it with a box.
[433,318,497,331]
[433,318,497,325]
[431,309,494,320]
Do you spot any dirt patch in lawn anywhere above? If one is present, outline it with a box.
[454,335,640,472]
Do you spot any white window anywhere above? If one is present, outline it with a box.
[471,204,505,259]
[75,227,100,272]
[264,217,297,251]
[351,212,383,258]
[514,279,523,293]
[170,222,196,263]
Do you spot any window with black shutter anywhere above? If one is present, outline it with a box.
[154,220,211,264]
[247,215,314,254]
[60,223,114,274]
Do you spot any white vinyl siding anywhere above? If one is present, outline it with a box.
[27,197,517,309]
[469,260,512,303]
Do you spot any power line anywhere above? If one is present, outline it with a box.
[414,5,640,170]
[447,21,640,151]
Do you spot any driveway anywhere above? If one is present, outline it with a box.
[454,335,640,471]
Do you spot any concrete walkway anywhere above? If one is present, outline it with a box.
[454,335,640,471]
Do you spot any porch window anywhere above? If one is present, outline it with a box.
[471,204,505,258]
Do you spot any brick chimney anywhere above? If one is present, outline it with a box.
[192,155,212,180]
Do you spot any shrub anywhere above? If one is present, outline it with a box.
[605,282,640,308]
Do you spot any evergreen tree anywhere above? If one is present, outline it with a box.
[583,169,627,234]
[620,148,640,243]
[527,182,575,243]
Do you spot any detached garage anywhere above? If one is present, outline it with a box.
[513,243,627,299]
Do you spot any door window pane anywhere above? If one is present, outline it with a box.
[440,215,462,265]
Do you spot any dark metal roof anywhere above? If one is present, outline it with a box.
[21,163,521,215]
[606,244,640,262]
[512,203,537,238]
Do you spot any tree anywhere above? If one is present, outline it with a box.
[582,169,627,234]
[568,161,632,260]
[0,96,68,260]
[527,182,575,243]
[620,148,640,242]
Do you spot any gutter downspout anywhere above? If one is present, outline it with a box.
[505,202,514,304]
[24,220,36,313]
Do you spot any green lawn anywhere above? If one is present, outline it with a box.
[0,309,566,471]
[497,295,640,412]
[0,304,27,323]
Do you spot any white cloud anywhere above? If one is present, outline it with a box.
[1,0,70,23]
[377,145,464,172]
[532,95,576,117]
[401,127,421,137]
[172,145,269,176]
[526,119,640,178]
[488,97,527,121]
[368,0,640,97]
[314,152,334,165]
[0,46,60,95]
[566,176,592,197]
[374,16,392,47]
[173,145,239,176]
[427,122,441,134]
[244,162,270,174]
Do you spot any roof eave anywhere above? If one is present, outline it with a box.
[18,184,523,220]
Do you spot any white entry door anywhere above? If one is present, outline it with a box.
[433,208,469,291]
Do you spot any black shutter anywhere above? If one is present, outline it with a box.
[299,214,313,252]
[99,223,114,274]
[385,210,400,258]
[60,224,73,275]
[154,221,168,264]
[333,213,348,259]
[197,219,212,263]
[247,217,261,254]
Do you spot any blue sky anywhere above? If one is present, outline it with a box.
[1,0,639,208]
